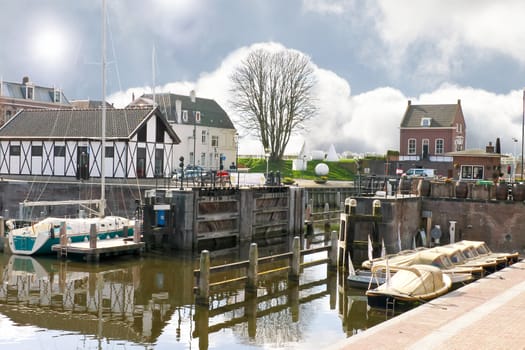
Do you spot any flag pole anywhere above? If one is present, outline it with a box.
[522,89,524,181]
[521,89,525,181]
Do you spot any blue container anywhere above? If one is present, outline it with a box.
[157,210,166,226]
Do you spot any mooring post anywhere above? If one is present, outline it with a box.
[329,230,338,270]
[59,221,67,246]
[89,223,97,249]
[197,250,210,306]
[133,219,141,243]
[290,236,301,281]
[324,202,330,240]
[246,243,258,292]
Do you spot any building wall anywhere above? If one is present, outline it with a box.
[400,128,455,156]
[170,123,237,171]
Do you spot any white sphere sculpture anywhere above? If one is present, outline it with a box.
[315,163,329,176]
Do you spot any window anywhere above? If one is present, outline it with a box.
[421,117,431,127]
[455,136,464,151]
[211,136,219,147]
[54,89,61,103]
[105,146,114,158]
[460,165,484,180]
[408,139,416,154]
[196,111,201,123]
[200,152,206,165]
[10,145,20,156]
[435,139,444,154]
[26,85,34,99]
[54,145,65,157]
[456,123,462,133]
[31,145,42,157]
[189,151,194,165]
[182,110,188,122]
[201,130,207,144]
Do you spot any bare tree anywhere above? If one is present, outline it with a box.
[229,48,317,160]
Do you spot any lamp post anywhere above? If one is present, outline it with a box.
[513,137,518,181]
[190,90,196,168]
[235,132,239,187]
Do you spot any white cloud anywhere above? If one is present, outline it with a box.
[370,0,525,79]
[109,42,525,157]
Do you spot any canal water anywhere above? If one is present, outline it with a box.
[0,241,401,350]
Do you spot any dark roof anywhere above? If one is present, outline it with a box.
[400,101,461,128]
[0,79,71,106]
[133,93,236,130]
[0,107,180,143]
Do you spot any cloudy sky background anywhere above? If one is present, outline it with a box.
[2,0,525,156]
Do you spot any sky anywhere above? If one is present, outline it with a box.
[2,0,525,157]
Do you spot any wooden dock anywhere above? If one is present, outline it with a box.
[52,237,145,262]
[327,260,525,349]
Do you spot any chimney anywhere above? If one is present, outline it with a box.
[22,76,30,85]
[408,100,411,106]
[132,92,135,102]
[457,99,461,105]
[486,142,494,153]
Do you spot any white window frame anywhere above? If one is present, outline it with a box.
[182,110,188,122]
[54,89,61,103]
[196,111,201,123]
[408,138,416,155]
[435,138,444,154]
[460,165,484,180]
[421,117,431,127]
[201,130,207,144]
[26,85,34,100]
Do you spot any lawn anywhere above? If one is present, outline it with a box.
[238,158,357,181]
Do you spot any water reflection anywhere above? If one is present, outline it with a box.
[0,243,400,349]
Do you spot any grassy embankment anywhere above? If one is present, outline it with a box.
[238,158,357,181]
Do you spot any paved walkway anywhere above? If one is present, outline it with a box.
[327,261,525,350]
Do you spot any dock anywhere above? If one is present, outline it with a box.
[52,237,145,262]
[327,260,525,349]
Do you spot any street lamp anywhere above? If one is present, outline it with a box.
[513,137,519,181]
[235,132,239,187]
[190,90,196,168]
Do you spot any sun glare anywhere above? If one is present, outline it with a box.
[32,26,69,64]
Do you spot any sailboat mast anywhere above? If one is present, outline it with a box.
[100,0,106,218]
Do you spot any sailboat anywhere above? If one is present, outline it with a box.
[6,0,135,256]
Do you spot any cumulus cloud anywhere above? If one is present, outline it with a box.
[109,42,525,157]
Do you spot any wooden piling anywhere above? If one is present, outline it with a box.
[290,236,300,281]
[246,243,258,292]
[59,221,67,246]
[89,223,97,249]
[197,250,210,306]
[329,230,338,270]
[133,219,141,243]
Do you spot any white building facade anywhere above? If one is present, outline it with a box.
[131,93,238,172]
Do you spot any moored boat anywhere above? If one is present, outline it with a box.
[7,216,133,256]
[366,264,452,309]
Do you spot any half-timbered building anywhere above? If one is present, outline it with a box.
[0,107,180,179]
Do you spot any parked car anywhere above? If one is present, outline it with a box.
[173,166,211,181]
[404,168,436,178]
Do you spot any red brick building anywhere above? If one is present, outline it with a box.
[399,100,466,160]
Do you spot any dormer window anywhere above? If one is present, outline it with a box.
[53,89,61,103]
[196,111,201,123]
[182,110,188,122]
[421,117,431,127]
[26,85,34,100]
